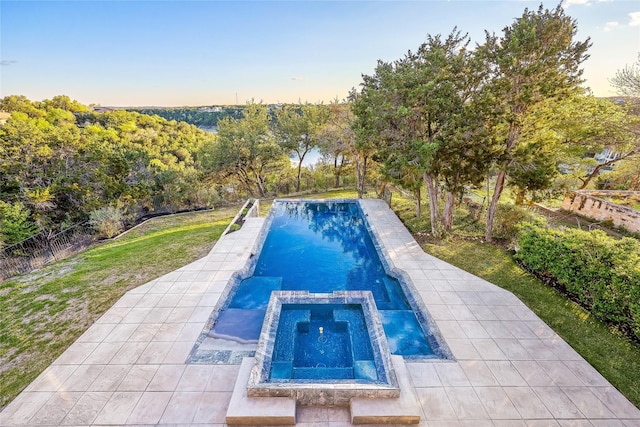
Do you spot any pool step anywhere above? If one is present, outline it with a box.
[350,355,421,424]
[226,357,296,425]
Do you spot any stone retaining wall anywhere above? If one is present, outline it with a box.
[561,190,640,233]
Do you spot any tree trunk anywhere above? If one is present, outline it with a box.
[442,191,455,230]
[515,188,526,205]
[485,169,506,242]
[424,172,439,235]
[415,187,421,218]
[356,154,368,198]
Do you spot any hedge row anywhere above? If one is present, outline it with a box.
[514,224,640,341]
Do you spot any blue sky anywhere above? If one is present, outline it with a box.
[1,0,638,106]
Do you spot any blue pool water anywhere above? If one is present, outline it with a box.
[269,303,377,381]
[211,200,435,357]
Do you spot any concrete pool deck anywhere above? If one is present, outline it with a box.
[1,199,639,426]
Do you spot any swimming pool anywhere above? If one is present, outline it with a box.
[208,200,446,359]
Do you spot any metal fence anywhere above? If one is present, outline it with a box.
[1,222,95,281]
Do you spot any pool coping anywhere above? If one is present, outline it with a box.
[247,290,400,406]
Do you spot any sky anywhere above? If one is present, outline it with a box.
[1,0,638,107]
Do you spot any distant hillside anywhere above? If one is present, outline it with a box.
[126,106,244,128]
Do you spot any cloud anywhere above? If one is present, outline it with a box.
[563,0,590,8]
[291,77,303,81]
[0,60,17,66]
[604,21,619,31]
[629,11,640,27]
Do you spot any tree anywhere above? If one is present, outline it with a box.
[199,102,284,197]
[352,29,491,232]
[349,88,380,199]
[274,103,329,192]
[479,4,591,241]
[610,55,640,99]
[0,201,39,246]
[317,101,353,188]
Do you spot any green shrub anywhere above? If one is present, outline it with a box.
[0,201,39,246]
[515,224,640,341]
[493,203,538,242]
[89,206,124,238]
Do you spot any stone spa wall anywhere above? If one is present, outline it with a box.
[561,190,640,233]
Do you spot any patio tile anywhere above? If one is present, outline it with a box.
[177,322,206,341]
[434,362,470,386]
[109,341,148,364]
[561,386,616,419]
[163,341,193,364]
[83,341,123,364]
[188,306,215,324]
[525,421,562,427]
[503,386,552,418]
[76,323,116,343]
[459,360,499,387]
[539,361,585,386]
[137,341,174,364]
[166,306,196,323]
[458,320,490,339]
[53,342,99,365]
[129,323,161,342]
[445,386,488,419]
[143,307,173,323]
[512,361,556,387]
[176,365,214,391]
[126,391,173,424]
[473,386,521,419]
[93,391,142,425]
[192,391,233,424]
[494,338,531,360]
[28,391,83,425]
[117,364,159,391]
[415,387,457,420]
[0,392,54,425]
[120,307,153,324]
[563,360,611,387]
[61,364,106,392]
[519,339,559,360]
[96,307,130,323]
[158,391,202,424]
[589,387,640,418]
[153,323,185,342]
[199,291,222,306]
[557,421,595,426]
[482,321,516,339]
[493,420,528,427]
[60,391,111,425]
[178,292,204,307]
[147,364,186,391]
[448,305,476,321]
[88,364,130,391]
[471,338,508,360]
[532,386,585,418]
[26,364,78,392]
[446,338,481,360]
[434,320,467,339]
[205,365,241,391]
[102,322,139,342]
[485,361,527,387]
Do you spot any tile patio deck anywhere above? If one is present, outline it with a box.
[1,199,639,426]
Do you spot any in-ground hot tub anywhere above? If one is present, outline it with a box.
[247,290,399,405]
